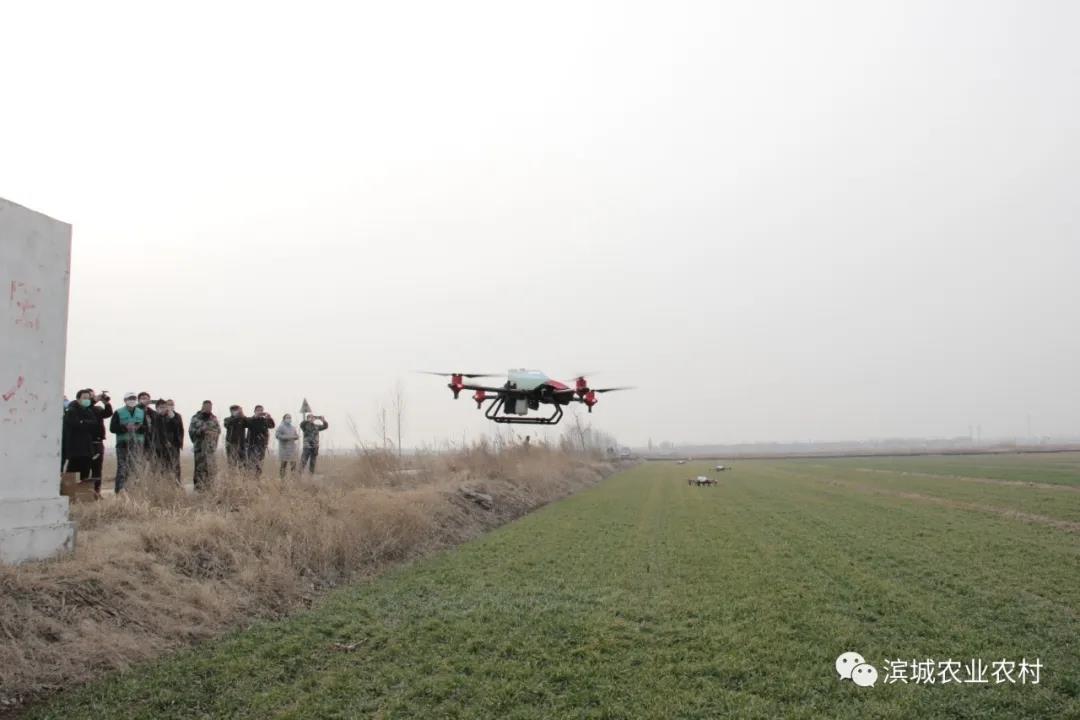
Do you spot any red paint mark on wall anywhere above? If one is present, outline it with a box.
[9,280,41,331]
[2,376,25,401]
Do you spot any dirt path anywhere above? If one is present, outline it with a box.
[855,467,1080,493]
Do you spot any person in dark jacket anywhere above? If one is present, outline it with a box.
[299,414,328,474]
[137,391,159,471]
[151,399,184,483]
[223,405,247,470]
[244,405,275,477]
[137,391,157,428]
[63,389,99,483]
[110,392,148,492]
[84,388,113,495]
[167,399,183,480]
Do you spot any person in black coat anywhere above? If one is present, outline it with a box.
[224,405,248,469]
[244,405,275,477]
[137,391,157,427]
[137,391,158,465]
[84,388,113,493]
[63,389,99,483]
[151,399,184,482]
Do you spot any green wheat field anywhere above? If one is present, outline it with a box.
[28,453,1080,719]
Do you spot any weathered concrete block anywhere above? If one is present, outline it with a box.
[0,198,76,563]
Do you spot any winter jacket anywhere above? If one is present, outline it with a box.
[137,403,157,441]
[63,403,99,458]
[189,412,221,453]
[152,412,185,455]
[246,415,276,449]
[110,406,147,445]
[300,418,328,448]
[275,422,300,460]
[92,402,113,442]
[224,415,247,452]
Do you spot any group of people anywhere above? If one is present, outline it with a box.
[222,404,330,479]
[62,389,329,495]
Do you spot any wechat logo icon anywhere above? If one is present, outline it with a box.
[836,651,877,687]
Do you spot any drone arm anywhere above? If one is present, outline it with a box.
[456,383,511,394]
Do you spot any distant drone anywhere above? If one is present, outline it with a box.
[422,369,631,425]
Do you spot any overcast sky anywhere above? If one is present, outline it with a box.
[3,1,1078,449]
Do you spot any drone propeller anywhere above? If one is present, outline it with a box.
[592,386,635,393]
[417,371,499,379]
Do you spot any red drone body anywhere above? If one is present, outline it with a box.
[422,369,632,425]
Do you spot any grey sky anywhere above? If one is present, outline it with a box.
[3,1,1078,448]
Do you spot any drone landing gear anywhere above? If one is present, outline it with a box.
[484,396,564,425]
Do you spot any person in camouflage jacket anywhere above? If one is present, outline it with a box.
[299,413,329,474]
[188,400,221,489]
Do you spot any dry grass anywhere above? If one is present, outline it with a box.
[0,446,617,709]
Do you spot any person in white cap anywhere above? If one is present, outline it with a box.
[109,392,148,492]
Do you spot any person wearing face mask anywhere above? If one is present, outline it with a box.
[152,399,185,483]
[63,389,100,485]
[83,388,113,495]
[245,405,276,477]
[189,400,221,489]
[110,392,148,492]
[275,414,300,478]
[223,405,248,470]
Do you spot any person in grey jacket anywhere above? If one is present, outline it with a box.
[275,414,300,478]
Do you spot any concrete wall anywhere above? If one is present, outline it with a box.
[0,198,76,563]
